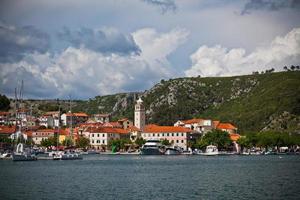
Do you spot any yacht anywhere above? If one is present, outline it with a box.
[12,143,37,161]
[140,140,165,155]
[199,145,219,156]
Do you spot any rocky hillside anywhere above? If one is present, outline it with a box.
[17,71,300,133]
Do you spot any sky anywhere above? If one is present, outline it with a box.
[0,0,300,99]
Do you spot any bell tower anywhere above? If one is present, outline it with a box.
[134,97,145,131]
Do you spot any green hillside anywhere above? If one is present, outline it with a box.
[17,71,299,133]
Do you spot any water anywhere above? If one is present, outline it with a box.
[1,155,300,200]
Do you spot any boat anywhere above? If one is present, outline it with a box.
[53,151,83,160]
[199,145,219,156]
[165,147,181,155]
[0,152,12,160]
[12,143,37,161]
[140,140,165,155]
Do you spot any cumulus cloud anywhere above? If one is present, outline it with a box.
[0,27,188,99]
[241,0,300,15]
[0,21,50,63]
[57,27,140,55]
[185,27,300,77]
[142,0,177,13]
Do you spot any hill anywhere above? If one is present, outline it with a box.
[72,71,300,133]
[8,71,299,133]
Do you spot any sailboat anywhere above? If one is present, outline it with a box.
[12,82,37,161]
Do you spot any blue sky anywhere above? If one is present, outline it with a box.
[0,0,300,99]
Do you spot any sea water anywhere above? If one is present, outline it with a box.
[0,155,299,200]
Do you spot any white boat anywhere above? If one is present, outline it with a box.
[0,152,12,159]
[12,143,37,161]
[165,147,181,155]
[140,140,165,155]
[199,145,219,156]
[53,151,83,160]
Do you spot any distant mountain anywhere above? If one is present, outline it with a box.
[19,71,300,133]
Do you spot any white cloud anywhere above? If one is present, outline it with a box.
[0,28,189,99]
[185,27,300,77]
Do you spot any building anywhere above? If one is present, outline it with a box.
[134,97,145,131]
[93,114,110,123]
[31,129,55,145]
[118,118,133,129]
[216,122,238,134]
[142,124,192,150]
[174,118,213,134]
[61,112,89,126]
[88,127,130,150]
[0,112,11,125]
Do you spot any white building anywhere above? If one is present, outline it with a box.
[87,127,130,150]
[134,97,145,131]
[142,124,192,150]
[174,118,214,134]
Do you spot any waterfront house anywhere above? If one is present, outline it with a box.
[31,129,55,145]
[88,127,130,150]
[142,124,192,150]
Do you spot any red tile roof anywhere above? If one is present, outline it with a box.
[144,124,192,133]
[65,112,88,117]
[229,133,241,141]
[182,118,204,124]
[89,127,129,134]
[217,123,237,130]
[103,122,122,128]
[126,125,140,132]
[0,112,10,116]
[0,126,16,134]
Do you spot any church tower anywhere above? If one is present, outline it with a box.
[134,97,145,131]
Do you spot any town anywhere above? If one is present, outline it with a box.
[1,96,299,159]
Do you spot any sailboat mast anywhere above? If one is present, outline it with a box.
[69,97,73,144]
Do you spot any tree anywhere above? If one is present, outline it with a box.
[76,136,90,149]
[62,137,73,147]
[161,139,171,146]
[283,66,288,71]
[291,65,295,71]
[41,136,58,147]
[198,129,232,150]
[108,138,132,152]
[237,136,251,152]
[135,137,146,147]
[0,94,10,111]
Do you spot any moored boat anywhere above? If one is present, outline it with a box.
[12,143,37,161]
[140,140,165,155]
[198,145,219,156]
[165,147,181,155]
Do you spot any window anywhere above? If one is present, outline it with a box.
[176,133,179,136]
[181,140,184,143]
[171,133,174,137]
[181,133,184,136]
[92,140,94,143]
[92,134,94,137]
[102,140,105,144]
[103,134,105,137]
[97,134,99,137]
[176,140,179,143]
